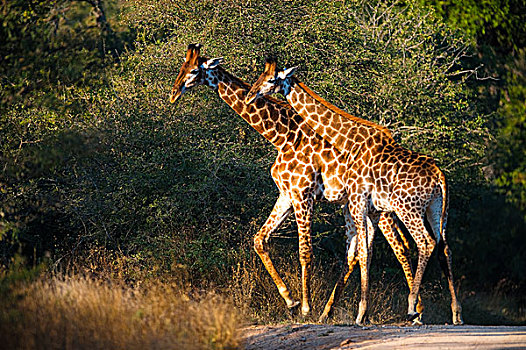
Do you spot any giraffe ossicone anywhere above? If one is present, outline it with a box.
[247,57,463,326]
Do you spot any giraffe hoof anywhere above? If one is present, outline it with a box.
[355,321,369,328]
[412,318,424,326]
[287,301,300,309]
[453,316,464,326]
[318,306,335,323]
[286,301,300,318]
[407,312,420,322]
[355,315,369,327]
[452,309,464,325]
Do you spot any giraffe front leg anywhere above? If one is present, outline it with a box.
[354,204,374,326]
[319,204,357,323]
[253,194,299,310]
[293,196,314,317]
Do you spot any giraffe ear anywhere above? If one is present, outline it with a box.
[201,57,224,69]
[277,66,298,80]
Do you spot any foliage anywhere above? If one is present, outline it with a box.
[493,50,526,217]
[422,0,526,221]
[423,0,526,52]
[423,0,526,292]
[0,0,128,110]
[124,0,487,180]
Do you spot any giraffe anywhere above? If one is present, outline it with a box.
[246,58,463,326]
[169,44,419,320]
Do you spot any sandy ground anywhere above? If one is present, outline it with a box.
[242,323,526,349]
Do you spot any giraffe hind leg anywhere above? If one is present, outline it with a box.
[350,202,375,326]
[253,194,299,309]
[320,206,376,324]
[426,199,463,325]
[319,235,357,322]
[437,239,463,325]
[397,210,436,322]
[378,212,424,324]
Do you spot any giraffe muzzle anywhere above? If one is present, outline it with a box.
[169,88,183,104]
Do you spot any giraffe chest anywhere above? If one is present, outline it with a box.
[271,150,347,204]
[370,190,391,211]
[317,155,348,203]
[318,175,347,203]
[342,159,395,211]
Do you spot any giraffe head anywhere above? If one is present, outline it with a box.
[169,43,224,104]
[245,58,297,104]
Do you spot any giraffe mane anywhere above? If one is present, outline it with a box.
[296,81,394,141]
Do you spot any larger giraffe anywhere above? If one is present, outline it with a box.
[169,45,419,319]
[246,58,463,325]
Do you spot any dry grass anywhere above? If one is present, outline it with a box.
[0,275,243,349]
[3,244,520,350]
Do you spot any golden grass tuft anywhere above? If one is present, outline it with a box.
[0,275,243,349]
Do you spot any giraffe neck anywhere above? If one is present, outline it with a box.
[283,77,394,154]
[206,67,295,149]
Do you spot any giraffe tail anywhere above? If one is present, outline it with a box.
[437,167,448,242]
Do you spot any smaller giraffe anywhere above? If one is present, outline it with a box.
[246,58,463,326]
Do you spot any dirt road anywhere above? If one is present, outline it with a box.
[242,324,526,349]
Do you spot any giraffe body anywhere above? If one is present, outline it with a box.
[170,45,421,320]
[246,59,463,325]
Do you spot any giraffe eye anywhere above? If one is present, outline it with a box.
[186,73,199,86]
